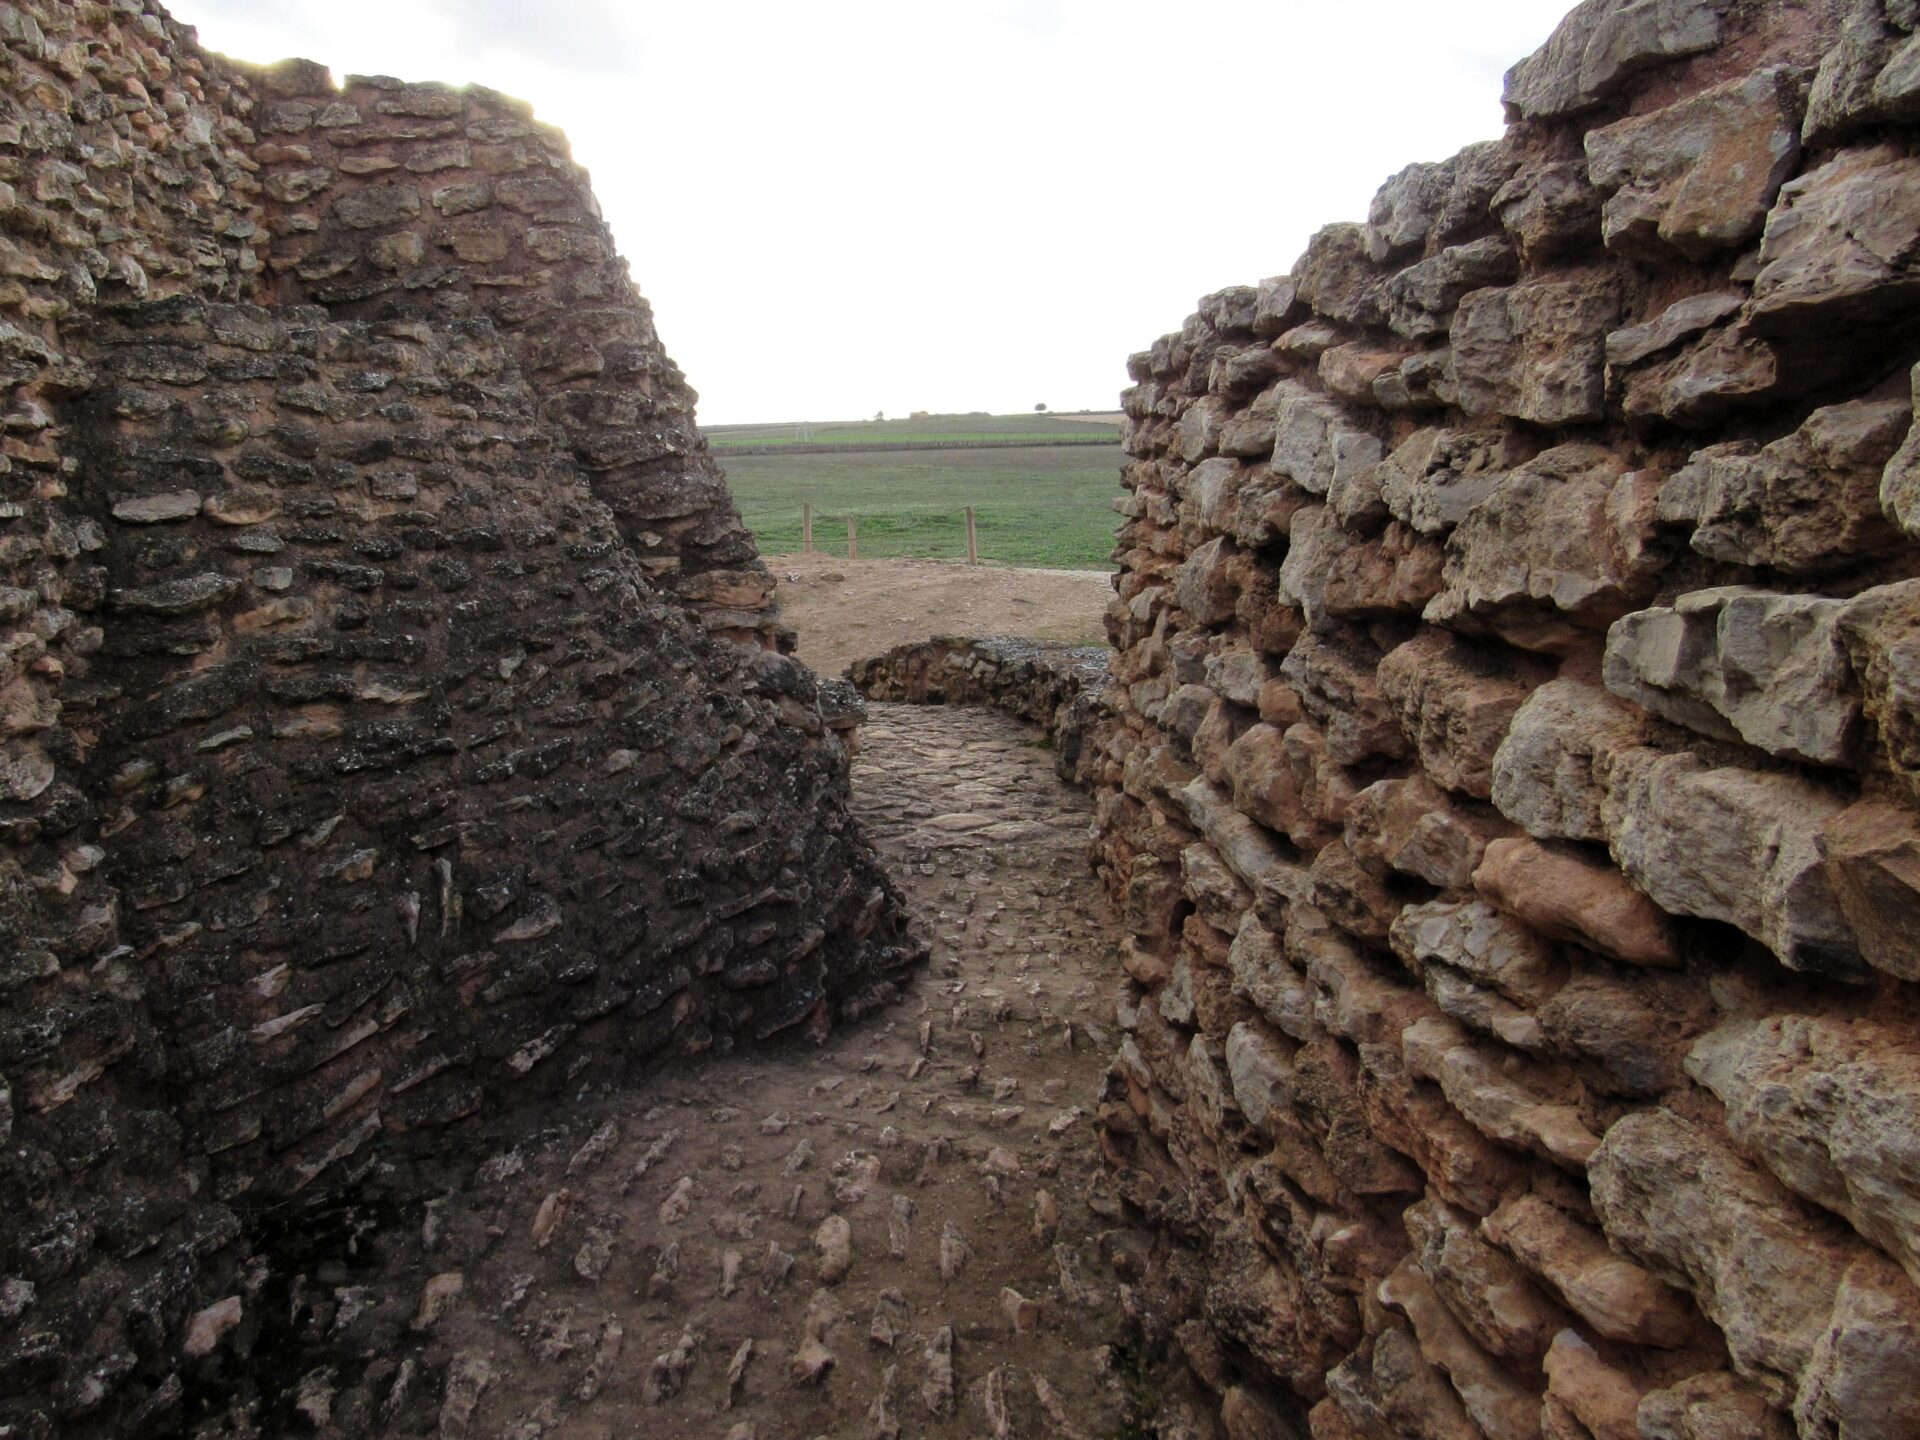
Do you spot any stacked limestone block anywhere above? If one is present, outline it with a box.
[240,63,781,646]
[1089,2,1920,1437]
[0,4,917,1433]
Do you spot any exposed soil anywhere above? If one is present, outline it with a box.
[767,554,1114,679]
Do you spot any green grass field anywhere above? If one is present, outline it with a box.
[706,411,1121,450]
[720,440,1126,570]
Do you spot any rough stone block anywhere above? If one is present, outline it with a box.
[1503,0,1729,120]
[1836,578,1920,802]
[1379,426,1525,540]
[1584,66,1803,261]
[1491,680,1644,843]
[1750,146,1920,332]
[1390,899,1568,1008]
[1346,776,1506,889]
[1599,748,1864,980]
[1474,836,1679,968]
[1689,1014,1920,1289]
[1818,800,1920,982]
[1377,631,1545,799]
[1278,629,1408,766]
[1659,398,1909,573]
[1603,588,1861,767]
[1450,277,1621,426]
[1590,1110,1920,1436]
[1426,445,1665,654]
[1483,1192,1702,1349]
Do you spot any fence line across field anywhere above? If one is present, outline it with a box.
[799,502,980,565]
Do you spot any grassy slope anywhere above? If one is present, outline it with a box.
[720,441,1126,570]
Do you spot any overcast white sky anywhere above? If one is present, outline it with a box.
[167,0,1576,425]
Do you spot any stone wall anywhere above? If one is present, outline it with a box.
[848,635,1113,784]
[1088,3,1920,1438]
[0,4,914,1434]
[241,64,779,647]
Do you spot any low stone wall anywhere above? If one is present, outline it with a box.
[1086,2,1920,1438]
[848,635,1113,784]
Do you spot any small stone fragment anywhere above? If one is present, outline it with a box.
[1001,1287,1042,1333]
[940,1221,971,1281]
[1033,1190,1061,1246]
[660,1176,695,1223]
[815,1213,853,1283]
[183,1296,244,1357]
[644,1328,697,1404]
[411,1271,463,1332]
[888,1194,914,1259]
[724,1337,753,1409]
[791,1289,840,1385]
[870,1288,907,1348]
[922,1325,957,1416]
[530,1189,569,1249]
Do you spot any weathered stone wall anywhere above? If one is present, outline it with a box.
[1089,3,1920,1438]
[0,4,914,1434]
[848,634,1113,784]
[241,64,779,647]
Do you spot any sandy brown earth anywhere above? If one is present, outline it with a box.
[766,554,1114,679]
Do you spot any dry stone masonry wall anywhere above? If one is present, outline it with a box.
[0,4,914,1435]
[240,65,781,647]
[848,635,1114,785]
[1089,3,1920,1438]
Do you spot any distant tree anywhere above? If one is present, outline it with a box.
[873,410,885,422]
[1034,402,1048,412]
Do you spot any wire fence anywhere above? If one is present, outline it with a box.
[796,502,980,564]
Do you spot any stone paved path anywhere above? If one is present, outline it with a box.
[350,703,1142,1440]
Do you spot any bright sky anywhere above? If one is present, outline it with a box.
[166,0,1576,425]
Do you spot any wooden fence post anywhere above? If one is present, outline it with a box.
[801,502,813,554]
[846,515,858,560]
[965,506,978,566]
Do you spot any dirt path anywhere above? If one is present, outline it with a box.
[767,553,1113,678]
[388,703,1141,1440]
